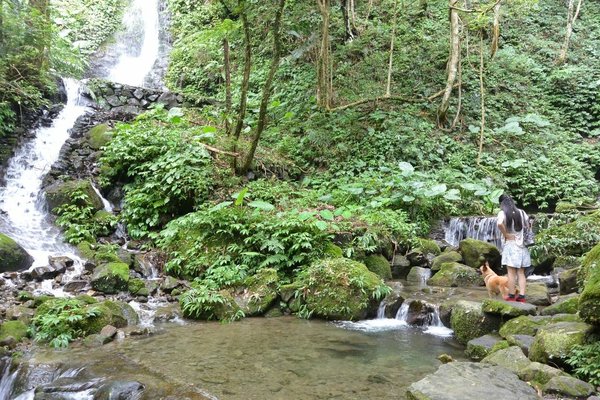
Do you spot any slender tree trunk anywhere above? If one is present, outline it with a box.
[341,0,357,41]
[557,0,583,64]
[490,1,501,58]
[386,0,399,97]
[241,0,286,174]
[437,0,460,127]
[317,0,333,109]
[477,32,486,165]
[223,38,232,135]
[231,1,252,171]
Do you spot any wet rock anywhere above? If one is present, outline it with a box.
[31,266,58,281]
[541,294,579,315]
[505,334,535,356]
[517,362,567,386]
[160,276,180,293]
[407,362,538,400]
[406,267,431,284]
[94,380,144,400]
[0,233,34,272]
[449,300,501,345]
[427,262,482,287]
[465,334,504,361]
[63,280,89,293]
[49,256,74,273]
[481,299,537,318]
[542,375,595,398]
[481,346,531,375]
[91,262,130,294]
[431,250,463,272]
[44,179,104,214]
[100,325,118,339]
[34,377,101,399]
[525,282,551,306]
[391,255,411,279]
[529,320,593,367]
[458,239,501,269]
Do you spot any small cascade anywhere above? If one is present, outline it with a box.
[423,305,453,337]
[394,302,410,326]
[376,301,387,319]
[0,358,19,400]
[443,216,502,249]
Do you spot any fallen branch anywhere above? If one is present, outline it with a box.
[427,82,461,101]
[202,143,239,157]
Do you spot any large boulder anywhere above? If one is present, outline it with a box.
[450,300,501,345]
[481,299,536,318]
[499,314,582,338]
[542,375,595,398]
[458,239,501,269]
[45,179,104,214]
[528,321,593,366]
[406,267,431,284]
[232,268,279,316]
[406,362,538,400]
[558,267,579,295]
[525,282,550,306]
[364,254,392,280]
[579,242,600,325]
[91,262,130,294]
[541,294,579,316]
[0,233,34,272]
[481,346,532,375]
[294,258,389,320]
[427,262,482,287]
[431,250,462,272]
[85,123,112,150]
[517,362,568,386]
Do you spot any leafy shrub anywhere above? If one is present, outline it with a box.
[54,189,117,244]
[157,201,333,283]
[566,341,600,387]
[179,279,244,321]
[30,298,102,348]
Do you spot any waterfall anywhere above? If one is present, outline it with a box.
[423,305,453,337]
[0,79,88,270]
[394,302,410,326]
[0,358,19,400]
[443,216,503,249]
[109,0,160,87]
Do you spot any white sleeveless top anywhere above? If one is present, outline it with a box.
[497,210,529,247]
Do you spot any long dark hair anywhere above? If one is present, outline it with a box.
[499,194,523,232]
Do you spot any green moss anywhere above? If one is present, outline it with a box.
[77,241,96,260]
[75,295,98,305]
[431,251,462,271]
[364,254,392,280]
[45,179,104,214]
[0,320,28,342]
[90,262,130,294]
[295,258,390,320]
[427,262,481,287]
[490,340,510,353]
[518,362,567,386]
[529,321,592,365]
[0,233,33,272]
[17,291,34,302]
[499,315,549,337]
[241,268,279,315]
[87,124,112,150]
[541,296,579,315]
[450,300,501,345]
[482,299,536,317]
[416,238,441,256]
[458,239,501,268]
[579,241,600,288]
[579,261,600,325]
[128,278,148,295]
[324,243,343,258]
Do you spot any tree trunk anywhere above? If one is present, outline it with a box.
[477,32,486,165]
[341,0,357,41]
[490,1,501,58]
[557,0,583,64]
[437,0,460,127]
[386,0,399,97]
[223,38,232,135]
[240,0,286,174]
[317,0,333,109]
[231,1,252,171]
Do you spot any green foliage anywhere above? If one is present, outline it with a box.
[30,298,102,348]
[54,189,117,244]
[566,341,600,387]
[157,201,333,283]
[179,279,245,321]
[99,107,217,238]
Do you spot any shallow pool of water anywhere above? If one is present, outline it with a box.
[28,317,465,399]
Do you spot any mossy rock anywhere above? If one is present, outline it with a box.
[431,251,462,272]
[91,262,130,294]
[82,300,138,334]
[499,315,549,338]
[45,179,104,214]
[416,238,441,257]
[542,375,595,398]
[128,278,149,296]
[75,295,98,305]
[427,262,482,287]
[324,243,343,258]
[505,334,535,356]
[17,291,34,302]
[406,266,431,284]
[579,242,600,325]
[77,241,96,260]
[458,238,501,269]
[465,334,504,361]
[86,123,112,150]
[450,300,501,345]
[558,267,580,295]
[364,254,392,280]
[541,295,579,316]
[579,241,600,287]
[517,362,568,386]
[295,258,389,321]
[93,210,117,236]
[529,321,593,366]
[0,233,34,272]
[481,346,532,375]
[0,320,28,343]
[489,340,510,354]
[234,268,279,316]
[525,282,550,306]
[482,299,537,318]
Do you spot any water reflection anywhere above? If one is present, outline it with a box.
[29,317,465,400]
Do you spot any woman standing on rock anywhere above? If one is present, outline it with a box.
[497,194,531,303]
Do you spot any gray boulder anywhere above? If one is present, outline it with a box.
[542,375,594,398]
[0,233,33,272]
[406,362,538,400]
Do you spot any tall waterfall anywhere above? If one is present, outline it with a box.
[0,80,88,268]
[0,1,163,271]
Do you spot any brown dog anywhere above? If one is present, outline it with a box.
[480,261,509,298]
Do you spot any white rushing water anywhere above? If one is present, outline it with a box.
[0,79,88,269]
[109,0,160,86]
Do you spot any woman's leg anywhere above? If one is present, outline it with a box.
[517,267,527,296]
[506,266,517,295]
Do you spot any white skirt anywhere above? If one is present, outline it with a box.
[502,240,531,268]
